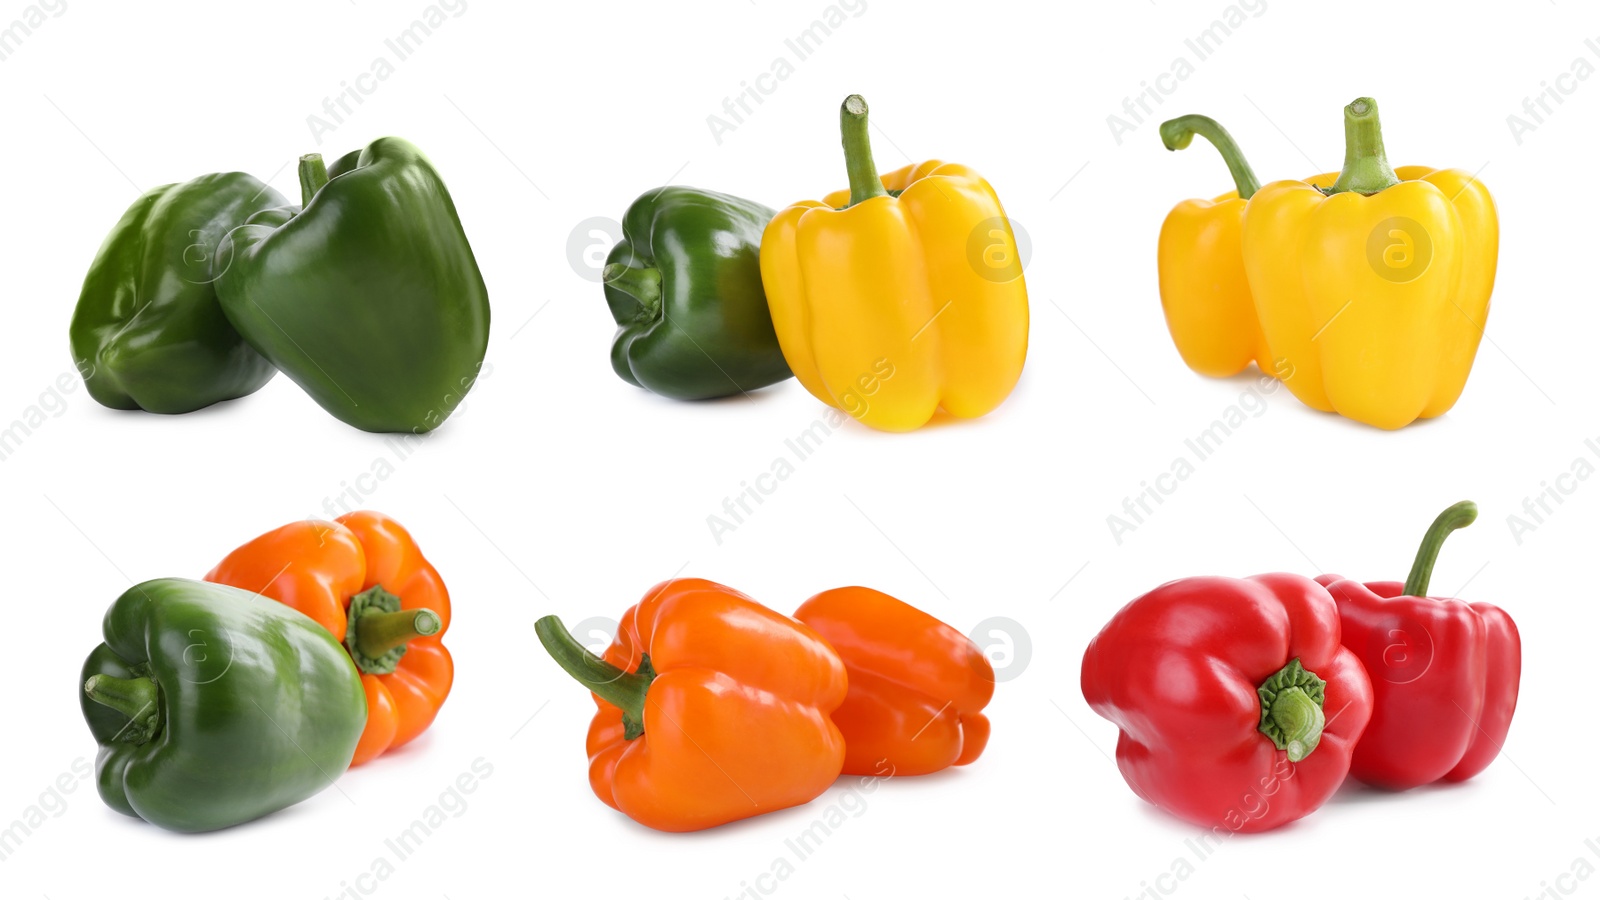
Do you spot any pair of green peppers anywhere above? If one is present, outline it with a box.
[81,578,368,833]
[70,138,491,433]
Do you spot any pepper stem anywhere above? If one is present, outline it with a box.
[1257,659,1326,762]
[299,153,330,207]
[83,674,161,744]
[1326,97,1402,196]
[1402,500,1478,597]
[602,264,663,318]
[840,94,888,207]
[535,615,653,740]
[344,585,439,675]
[1159,114,1262,200]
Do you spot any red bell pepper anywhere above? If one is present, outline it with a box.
[1082,573,1373,832]
[1317,501,1521,790]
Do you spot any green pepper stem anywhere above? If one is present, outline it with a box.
[1257,658,1326,762]
[84,674,161,744]
[535,615,652,739]
[840,94,888,208]
[355,608,441,659]
[602,264,663,318]
[1159,114,1262,200]
[1327,97,1402,196]
[1402,500,1478,597]
[299,153,330,207]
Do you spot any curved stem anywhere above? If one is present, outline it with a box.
[536,615,652,740]
[602,264,663,318]
[1403,501,1478,597]
[299,153,330,207]
[356,608,441,659]
[839,94,888,207]
[84,674,161,744]
[1327,97,1401,195]
[1159,114,1261,200]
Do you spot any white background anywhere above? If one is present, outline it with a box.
[0,0,1593,897]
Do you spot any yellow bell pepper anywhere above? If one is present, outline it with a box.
[1242,98,1497,430]
[760,95,1029,432]
[1156,115,1272,378]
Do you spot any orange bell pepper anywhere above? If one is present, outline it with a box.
[205,511,453,767]
[535,578,847,832]
[795,586,994,776]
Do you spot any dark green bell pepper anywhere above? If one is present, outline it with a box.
[216,138,491,434]
[69,173,285,413]
[603,186,791,400]
[80,577,366,833]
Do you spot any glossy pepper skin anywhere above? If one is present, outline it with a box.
[1082,573,1373,833]
[1156,116,1271,378]
[1242,98,1497,430]
[761,95,1029,432]
[535,579,847,832]
[205,511,453,767]
[1317,501,1521,790]
[795,586,993,776]
[603,186,792,400]
[80,578,366,833]
[70,172,283,413]
[216,138,491,433]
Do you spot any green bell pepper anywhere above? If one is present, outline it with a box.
[69,172,285,413]
[80,577,366,833]
[603,186,791,400]
[216,138,491,434]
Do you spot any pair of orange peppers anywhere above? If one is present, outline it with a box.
[207,511,453,767]
[535,579,994,832]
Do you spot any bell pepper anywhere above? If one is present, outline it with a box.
[760,95,1029,432]
[1156,115,1271,378]
[535,578,847,832]
[80,577,366,832]
[795,586,993,776]
[1081,573,1373,832]
[70,172,284,414]
[1241,98,1497,430]
[216,138,491,433]
[205,511,453,767]
[602,186,792,400]
[1317,501,1521,790]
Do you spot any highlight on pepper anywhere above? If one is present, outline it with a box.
[1157,97,1498,430]
[760,94,1030,432]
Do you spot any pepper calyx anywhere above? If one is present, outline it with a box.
[84,669,162,745]
[535,615,654,741]
[345,585,440,675]
[1257,658,1327,762]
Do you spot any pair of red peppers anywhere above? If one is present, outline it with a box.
[1082,501,1520,832]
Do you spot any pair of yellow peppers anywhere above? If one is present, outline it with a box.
[1158,98,1498,430]
[761,96,1029,432]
